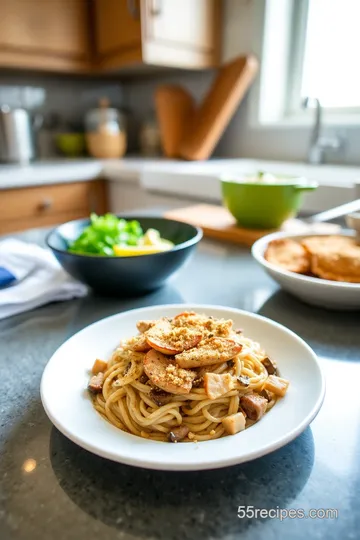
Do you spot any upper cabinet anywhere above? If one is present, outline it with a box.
[93,0,221,71]
[141,0,221,69]
[0,0,91,72]
[93,0,142,70]
[0,0,222,73]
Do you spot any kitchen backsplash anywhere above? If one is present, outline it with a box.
[0,72,124,128]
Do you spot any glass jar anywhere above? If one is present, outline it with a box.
[85,98,127,159]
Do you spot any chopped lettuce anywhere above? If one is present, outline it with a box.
[68,213,144,255]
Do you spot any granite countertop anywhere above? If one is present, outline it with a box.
[1,228,360,540]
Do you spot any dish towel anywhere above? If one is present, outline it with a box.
[0,238,87,320]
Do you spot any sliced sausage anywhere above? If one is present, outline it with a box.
[146,318,202,355]
[175,338,242,369]
[174,312,233,338]
[144,349,196,395]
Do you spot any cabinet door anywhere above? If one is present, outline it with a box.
[0,0,90,71]
[142,0,221,69]
[93,0,142,70]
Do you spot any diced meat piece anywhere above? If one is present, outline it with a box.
[88,372,104,393]
[222,412,246,435]
[240,394,268,421]
[263,375,289,397]
[138,373,149,384]
[146,319,202,355]
[136,319,156,333]
[121,334,151,352]
[259,388,272,402]
[168,425,189,442]
[144,349,196,395]
[175,338,242,369]
[204,373,236,400]
[237,375,250,387]
[91,358,107,375]
[192,376,204,388]
[149,389,173,406]
[261,356,277,375]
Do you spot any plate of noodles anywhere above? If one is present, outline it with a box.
[41,304,324,470]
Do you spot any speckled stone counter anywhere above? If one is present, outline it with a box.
[1,229,360,540]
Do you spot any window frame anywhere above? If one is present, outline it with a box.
[250,0,360,129]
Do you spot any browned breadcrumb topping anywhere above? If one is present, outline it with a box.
[173,312,233,338]
[164,327,201,349]
[164,363,195,387]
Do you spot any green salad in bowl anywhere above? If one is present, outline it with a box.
[68,213,174,257]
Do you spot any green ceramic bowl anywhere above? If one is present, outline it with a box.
[221,174,318,229]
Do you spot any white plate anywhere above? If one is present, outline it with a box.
[252,231,360,310]
[41,304,325,471]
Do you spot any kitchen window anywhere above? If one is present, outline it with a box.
[288,0,360,113]
[255,0,360,126]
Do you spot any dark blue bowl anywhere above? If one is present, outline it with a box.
[46,215,202,295]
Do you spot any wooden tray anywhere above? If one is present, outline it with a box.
[164,204,341,247]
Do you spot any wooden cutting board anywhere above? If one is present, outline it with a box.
[155,85,195,158]
[164,204,341,247]
[179,55,259,161]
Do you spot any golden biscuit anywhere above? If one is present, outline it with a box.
[301,235,354,255]
[311,247,360,283]
[264,239,311,274]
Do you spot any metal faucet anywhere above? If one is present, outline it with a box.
[302,97,343,164]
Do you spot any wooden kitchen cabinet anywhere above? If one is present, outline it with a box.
[0,180,108,234]
[93,0,221,71]
[93,0,142,70]
[0,0,91,72]
[0,0,221,73]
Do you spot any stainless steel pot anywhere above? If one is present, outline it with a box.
[0,105,41,163]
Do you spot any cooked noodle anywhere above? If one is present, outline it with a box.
[89,312,288,442]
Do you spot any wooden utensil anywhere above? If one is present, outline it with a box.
[164,204,341,247]
[179,55,259,161]
[155,85,195,158]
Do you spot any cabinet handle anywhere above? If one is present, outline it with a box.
[38,197,53,212]
[127,0,140,19]
[150,0,161,15]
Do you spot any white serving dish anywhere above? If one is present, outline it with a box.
[41,304,324,471]
[252,231,360,310]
